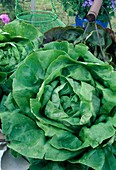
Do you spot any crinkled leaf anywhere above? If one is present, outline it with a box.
[44,26,84,44]
[79,122,115,148]
[69,148,105,170]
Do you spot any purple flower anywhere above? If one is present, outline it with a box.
[89,0,93,6]
[82,0,93,7]
[0,14,10,24]
[110,0,116,9]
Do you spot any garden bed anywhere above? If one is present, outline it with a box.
[0,1,116,170]
[0,20,115,169]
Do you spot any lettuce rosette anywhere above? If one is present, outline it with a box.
[0,41,116,170]
[0,20,42,103]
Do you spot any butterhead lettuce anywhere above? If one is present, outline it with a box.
[0,41,116,170]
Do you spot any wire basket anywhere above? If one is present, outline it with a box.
[15,0,66,33]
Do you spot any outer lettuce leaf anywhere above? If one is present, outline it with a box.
[79,121,115,148]
[69,148,105,170]
[102,146,116,170]
[69,146,116,170]
[29,160,88,170]
[3,20,41,41]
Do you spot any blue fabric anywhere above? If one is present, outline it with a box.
[75,15,108,28]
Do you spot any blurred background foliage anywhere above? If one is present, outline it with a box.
[0,0,15,20]
[0,0,115,31]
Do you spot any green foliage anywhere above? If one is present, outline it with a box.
[0,0,15,21]
[0,41,116,169]
[59,0,116,22]
[43,25,116,66]
[0,20,42,101]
